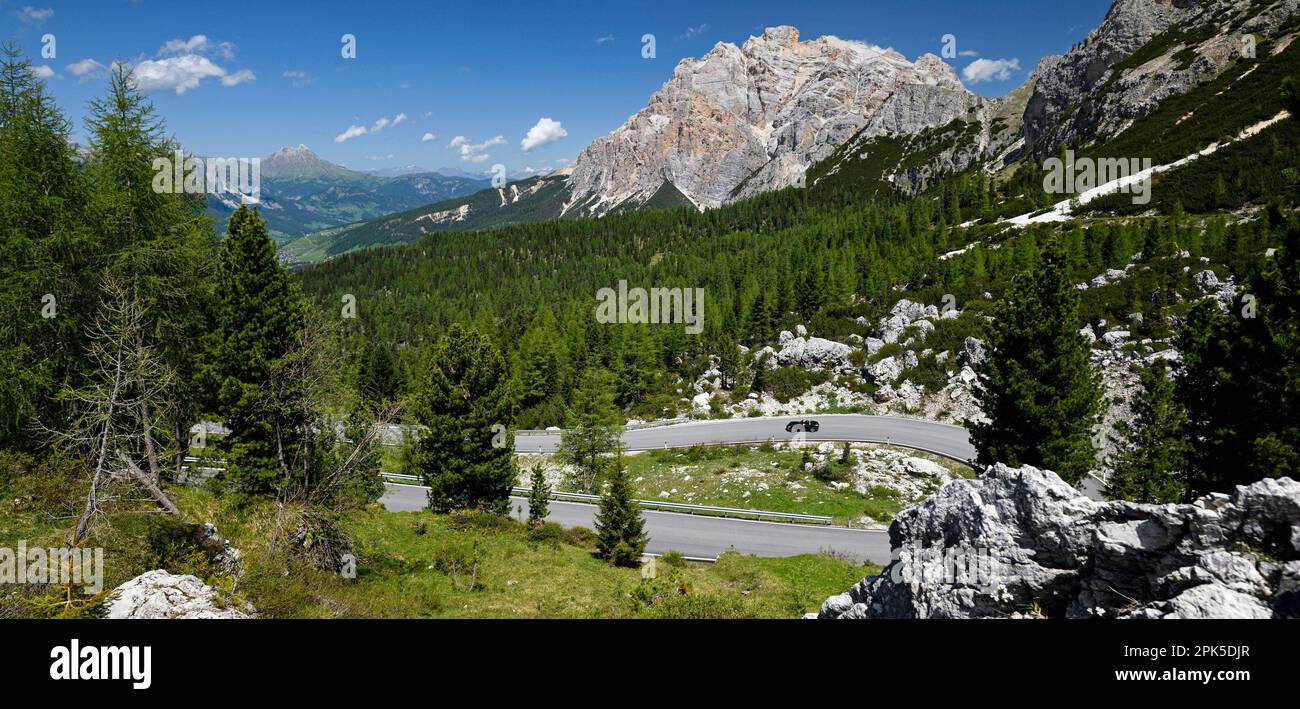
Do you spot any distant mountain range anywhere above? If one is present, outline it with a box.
[281,0,1300,264]
[205,145,490,241]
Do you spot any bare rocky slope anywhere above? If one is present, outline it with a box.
[564,26,980,216]
[816,464,1300,619]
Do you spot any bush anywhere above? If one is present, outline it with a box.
[429,540,484,591]
[660,551,688,569]
[564,526,598,549]
[446,508,518,534]
[525,521,566,546]
[764,366,830,403]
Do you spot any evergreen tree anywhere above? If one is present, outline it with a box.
[406,323,515,513]
[357,339,398,408]
[204,206,305,496]
[1105,359,1190,503]
[557,368,623,493]
[526,463,550,528]
[1177,221,1300,493]
[0,42,88,447]
[84,62,216,476]
[594,453,647,567]
[970,239,1103,484]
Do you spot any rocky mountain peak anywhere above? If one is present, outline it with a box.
[262,143,358,180]
[563,25,980,217]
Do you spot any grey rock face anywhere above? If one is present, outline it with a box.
[817,464,1300,619]
[775,332,854,371]
[107,570,251,619]
[1021,0,1300,160]
[565,26,973,216]
[957,337,986,368]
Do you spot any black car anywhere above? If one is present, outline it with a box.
[785,419,820,433]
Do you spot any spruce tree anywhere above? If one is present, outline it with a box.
[204,206,305,496]
[407,323,515,513]
[526,463,550,528]
[1177,221,1300,493]
[358,339,398,409]
[594,454,647,567]
[1105,359,1190,503]
[0,42,87,447]
[970,238,1103,484]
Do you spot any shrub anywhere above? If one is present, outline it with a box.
[660,551,688,569]
[564,526,598,549]
[526,521,566,546]
[446,508,518,534]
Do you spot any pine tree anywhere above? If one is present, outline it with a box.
[594,453,647,567]
[406,323,515,513]
[526,463,550,528]
[1105,359,1189,503]
[970,238,1103,484]
[204,206,305,497]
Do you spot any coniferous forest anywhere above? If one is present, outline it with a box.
[2,0,1300,641]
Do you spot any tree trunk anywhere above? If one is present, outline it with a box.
[118,452,180,516]
[72,341,125,546]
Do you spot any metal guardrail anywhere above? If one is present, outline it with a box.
[514,417,692,435]
[378,472,832,524]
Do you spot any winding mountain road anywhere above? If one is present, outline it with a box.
[514,413,975,461]
[381,414,974,564]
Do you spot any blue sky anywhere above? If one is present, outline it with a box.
[4,0,1112,174]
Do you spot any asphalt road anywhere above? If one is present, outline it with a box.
[381,483,893,564]
[514,413,976,463]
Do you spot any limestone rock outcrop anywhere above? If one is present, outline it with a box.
[817,464,1300,619]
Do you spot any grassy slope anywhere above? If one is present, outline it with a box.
[516,443,973,526]
[0,457,878,619]
[282,174,572,264]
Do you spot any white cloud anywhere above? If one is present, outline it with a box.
[961,58,1020,84]
[334,125,368,143]
[29,65,56,79]
[283,70,312,87]
[131,55,253,95]
[958,50,979,57]
[421,132,436,143]
[681,24,708,39]
[596,35,614,44]
[334,113,408,143]
[447,134,504,162]
[366,154,394,161]
[520,117,567,152]
[220,69,256,87]
[15,6,52,24]
[65,58,107,83]
[159,35,236,60]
